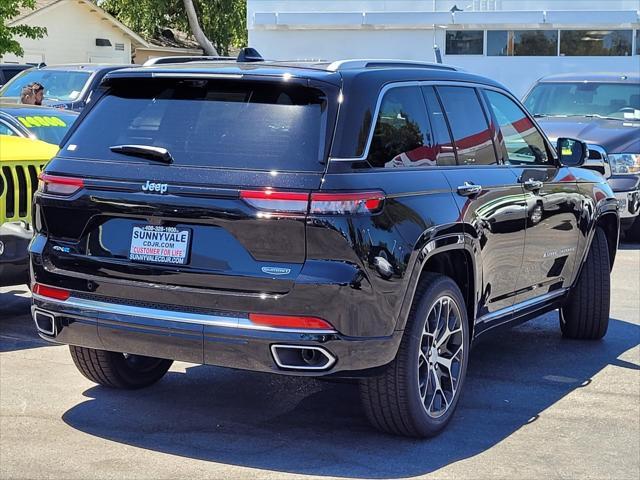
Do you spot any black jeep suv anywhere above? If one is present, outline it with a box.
[30,59,619,437]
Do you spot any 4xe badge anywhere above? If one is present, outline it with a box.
[142,180,168,194]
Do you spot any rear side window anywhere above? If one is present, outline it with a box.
[483,90,551,166]
[435,86,497,166]
[367,86,435,168]
[61,78,332,172]
[422,87,456,166]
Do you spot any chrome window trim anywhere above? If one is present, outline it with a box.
[329,80,556,165]
[32,294,338,334]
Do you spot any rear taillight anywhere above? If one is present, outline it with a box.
[240,189,385,215]
[310,191,384,215]
[38,174,84,196]
[249,313,334,330]
[33,283,71,301]
[240,190,309,213]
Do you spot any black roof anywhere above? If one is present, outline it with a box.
[104,60,507,90]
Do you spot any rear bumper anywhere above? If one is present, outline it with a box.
[31,293,403,376]
[0,223,31,286]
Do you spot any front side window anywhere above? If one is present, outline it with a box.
[488,30,558,56]
[560,30,633,56]
[446,31,484,55]
[367,86,434,169]
[484,90,550,166]
[435,86,497,166]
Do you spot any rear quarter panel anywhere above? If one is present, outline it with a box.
[313,168,461,336]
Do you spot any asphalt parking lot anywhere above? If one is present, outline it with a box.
[1,244,638,480]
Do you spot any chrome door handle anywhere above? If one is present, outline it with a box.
[457,182,482,197]
[522,179,544,191]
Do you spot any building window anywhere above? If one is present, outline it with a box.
[636,30,639,55]
[487,30,558,56]
[446,31,484,55]
[560,30,633,56]
[115,43,125,52]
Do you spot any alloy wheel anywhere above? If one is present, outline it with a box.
[417,295,465,418]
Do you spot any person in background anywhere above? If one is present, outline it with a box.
[20,82,44,106]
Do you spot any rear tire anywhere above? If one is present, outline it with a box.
[359,273,469,437]
[69,346,173,389]
[560,227,610,340]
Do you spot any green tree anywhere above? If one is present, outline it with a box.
[0,0,47,57]
[100,0,246,56]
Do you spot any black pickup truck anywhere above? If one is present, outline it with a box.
[524,72,640,240]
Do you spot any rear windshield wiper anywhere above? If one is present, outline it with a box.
[109,144,174,164]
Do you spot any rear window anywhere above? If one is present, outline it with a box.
[62,78,332,172]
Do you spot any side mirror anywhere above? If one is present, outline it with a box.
[557,137,588,167]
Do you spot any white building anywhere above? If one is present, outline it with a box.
[1,0,202,66]
[248,0,640,96]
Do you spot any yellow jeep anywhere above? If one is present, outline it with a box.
[0,135,58,286]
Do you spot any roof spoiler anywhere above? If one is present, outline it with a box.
[237,47,264,63]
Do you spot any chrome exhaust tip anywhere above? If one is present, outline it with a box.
[271,345,336,371]
[33,310,56,336]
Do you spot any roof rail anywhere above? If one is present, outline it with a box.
[326,59,458,72]
[143,56,233,66]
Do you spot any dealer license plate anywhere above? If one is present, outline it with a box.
[129,225,191,265]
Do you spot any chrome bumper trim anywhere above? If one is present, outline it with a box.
[32,294,337,334]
